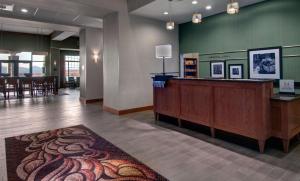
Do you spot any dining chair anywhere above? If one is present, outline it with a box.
[0,78,6,99]
[6,77,19,99]
[45,76,55,95]
[20,78,33,97]
[32,77,46,96]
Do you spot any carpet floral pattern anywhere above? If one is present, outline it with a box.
[5,125,168,181]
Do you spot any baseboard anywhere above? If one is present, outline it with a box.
[80,97,103,104]
[103,106,120,115]
[103,105,153,115]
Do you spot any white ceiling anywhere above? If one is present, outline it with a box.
[132,0,267,24]
[0,0,110,31]
[0,17,80,35]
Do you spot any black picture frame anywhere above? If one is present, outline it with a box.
[228,64,244,79]
[210,61,226,79]
[247,46,283,80]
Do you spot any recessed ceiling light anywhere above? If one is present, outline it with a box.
[206,5,212,10]
[163,11,169,15]
[21,8,28,13]
[192,0,198,5]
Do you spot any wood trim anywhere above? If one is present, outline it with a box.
[103,105,153,115]
[80,97,103,104]
[103,106,119,114]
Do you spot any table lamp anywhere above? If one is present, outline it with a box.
[156,45,172,75]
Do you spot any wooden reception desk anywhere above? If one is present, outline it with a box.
[271,95,300,152]
[154,78,275,153]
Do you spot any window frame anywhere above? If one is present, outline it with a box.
[0,52,46,76]
[64,55,80,82]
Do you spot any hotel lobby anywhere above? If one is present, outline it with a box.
[1,0,300,180]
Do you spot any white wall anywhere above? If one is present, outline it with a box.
[80,29,86,98]
[103,9,179,110]
[103,13,120,108]
[86,28,103,100]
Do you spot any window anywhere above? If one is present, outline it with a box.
[32,55,46,76]
[1,63,9,74]
[65,55,80,62]
[0,53,11,75]
[0,53,11,60]
[0,52,46,76]
[16,52,32,61]
[18,63,31,76]
[65,55,80,82]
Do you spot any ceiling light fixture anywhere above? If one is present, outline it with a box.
[21,8,28,13]
[0,4,14,12]
[192,0,198,5]
[166,21,175,30]
[192,13,202,24]
[206,5,212,10]
[227,0,239,15]
[166,0,175,31]
[163,11,169,15]
[191,0,202,24]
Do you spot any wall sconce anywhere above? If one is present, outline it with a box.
[93,54,99,63]
[82,65,85,71]
[53,61,57,71]
[93,50,100,63]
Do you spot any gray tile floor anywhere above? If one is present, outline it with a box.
[0,89,300,181]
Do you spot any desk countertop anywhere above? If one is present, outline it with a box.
[271,94,300,102]
[173,77,274,83]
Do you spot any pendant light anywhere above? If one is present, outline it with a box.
[227,0,239,15]
[191,0,202,24]
[166,0,175,30]
[166,21,175,30]
[192,13,202,24]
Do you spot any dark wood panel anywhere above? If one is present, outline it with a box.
[270,98,300,152]
[180,84,212,126]
[270,103,283,137]
[154,81,180,117]
[288,101,300,135]
[214,86,257,138]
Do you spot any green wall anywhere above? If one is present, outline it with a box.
[179,0,300,81]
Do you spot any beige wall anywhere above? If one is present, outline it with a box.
[103,5,179,110]
[80,27,103,100]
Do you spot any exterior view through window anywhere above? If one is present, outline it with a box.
[0,52,46,76]
[65,55,80,82]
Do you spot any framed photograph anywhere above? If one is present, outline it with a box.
[229,64,244,79]
[210,61,226,78]
[248,47,282,80]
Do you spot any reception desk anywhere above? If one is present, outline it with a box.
[271,95,300,152]
[154,78,274,153]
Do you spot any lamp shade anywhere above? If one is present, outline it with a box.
[156,45,172,59]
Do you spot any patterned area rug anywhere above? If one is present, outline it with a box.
[5,125,168,181]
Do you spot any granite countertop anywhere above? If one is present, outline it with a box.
[173,77,274,83]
